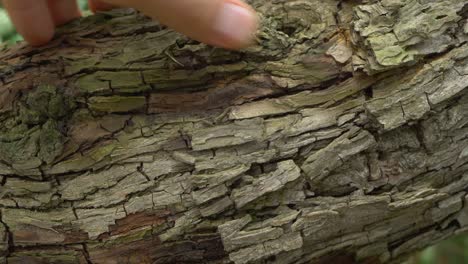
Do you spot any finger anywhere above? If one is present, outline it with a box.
[102,0,258,49]
[47,0,81,26]
[88,0,115,13]
[3,0,55,46]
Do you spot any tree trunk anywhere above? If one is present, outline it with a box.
[0,1,467,263]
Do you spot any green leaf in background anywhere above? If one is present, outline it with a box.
[419,247,436,264]
[407,233,468,264]
[78,0,89,10]
[0,8,17,43]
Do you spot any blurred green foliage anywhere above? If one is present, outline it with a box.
[408,234,468,264]
[0,8,20,45]
[0,1,467,264]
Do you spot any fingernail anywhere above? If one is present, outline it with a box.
[214,2,257,48]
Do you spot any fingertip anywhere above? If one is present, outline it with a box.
[24,27,55,46]
[211,0,258,49]
[48,0,81,26]
[88,0,115,13]
[4,0,56,46]
[99,0,259,50]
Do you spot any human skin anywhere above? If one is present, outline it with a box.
[3,0,258,49]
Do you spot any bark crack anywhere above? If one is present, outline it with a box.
[0,211,14,259]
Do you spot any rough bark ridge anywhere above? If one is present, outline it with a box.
[0,0,467,263]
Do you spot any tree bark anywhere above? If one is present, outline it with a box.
[0,1,467,263]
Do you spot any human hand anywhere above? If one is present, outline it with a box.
[3,0,258,49]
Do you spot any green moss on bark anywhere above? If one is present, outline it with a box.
[0,85,75,168]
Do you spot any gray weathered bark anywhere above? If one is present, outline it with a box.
[0,0,467,263]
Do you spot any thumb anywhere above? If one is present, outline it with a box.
[101,0,258,49]
[88,0,115,13]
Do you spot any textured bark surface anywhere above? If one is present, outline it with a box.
[0,1,467,263]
